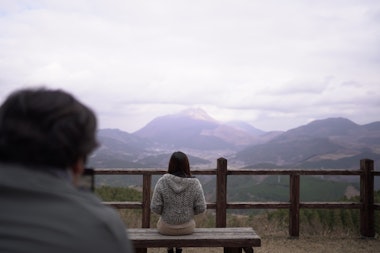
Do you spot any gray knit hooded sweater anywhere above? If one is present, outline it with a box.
[150,173,206,225]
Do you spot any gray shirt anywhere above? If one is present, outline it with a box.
[0,164,134,253]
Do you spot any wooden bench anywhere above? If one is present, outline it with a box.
[127,227,261,253]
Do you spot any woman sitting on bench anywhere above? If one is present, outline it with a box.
[151,151,207,253]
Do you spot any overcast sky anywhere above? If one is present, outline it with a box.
[1,0,379,133]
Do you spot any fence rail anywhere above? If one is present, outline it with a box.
[95,158,378,237]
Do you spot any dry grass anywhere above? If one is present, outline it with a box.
[255,235,380,253]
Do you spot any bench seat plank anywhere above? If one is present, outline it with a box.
[127,227,261,248]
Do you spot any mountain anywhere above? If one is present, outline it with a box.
[88,108,380,170]
[97,128,149,152]
[89,108,238,167]
[133,108,264,149]
[88,108,270,168]
[280,117,360,138]
[225,121,266,136]
[234,118,380,168]
[88,129,150,168]
[89,128,211,168]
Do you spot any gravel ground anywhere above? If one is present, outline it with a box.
[147,235,380,253]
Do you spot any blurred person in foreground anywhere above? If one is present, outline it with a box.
[151,151,207,253]
[0,88,134,253]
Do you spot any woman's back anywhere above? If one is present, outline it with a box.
[151,173,206,225]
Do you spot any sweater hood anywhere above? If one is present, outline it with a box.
[161,173,197,194]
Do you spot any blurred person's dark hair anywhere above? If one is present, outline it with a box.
[0,88,98,168]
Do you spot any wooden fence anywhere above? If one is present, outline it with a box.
[95,158,379,237]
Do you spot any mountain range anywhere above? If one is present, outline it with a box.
[88,108,380,170]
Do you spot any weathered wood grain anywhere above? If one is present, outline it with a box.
[128,227,261,248]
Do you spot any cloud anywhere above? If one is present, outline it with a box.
[0,0,379,132]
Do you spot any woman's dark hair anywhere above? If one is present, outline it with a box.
[167,151,191,177]
[0,88,98,168]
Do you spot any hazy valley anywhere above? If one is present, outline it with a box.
[88,108,380,171]
[87,108,380,202]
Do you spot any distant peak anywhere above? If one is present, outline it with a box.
[307,117,358,127]
[179,108,216,122]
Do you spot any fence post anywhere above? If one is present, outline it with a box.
[142,174,151,228]
[360,159,375,237]
[216,157,227,228]
[289,173,300,237]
